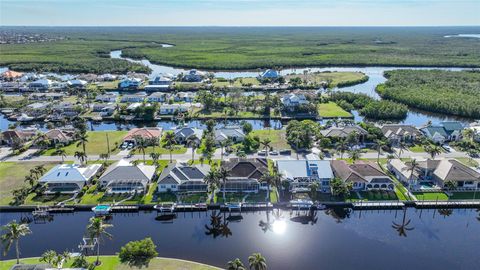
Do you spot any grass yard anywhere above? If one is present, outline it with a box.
[408,145,425,153]
[177,192,209,203]
[317,102,352,118]
[0,256,220,270]
[286,71,367,87]
[43,131,127,156]
[250,129,290,150]
[212,77,261,88]
[131,145,187,155]
[413,192,449,201]
[0,162,59,205]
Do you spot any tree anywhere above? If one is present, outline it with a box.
[309,181,319,201]
[135,136,148,163]
[259,173,274,203]
[40,250,71,269]
[1,220,32,264]
[186,135,199,163]
[87,217,113,266]
[424,145,441,160]
[335,139,348,159]
[149,153,160,168]
[260,138,271,159]
[392,208,414,237]
[76,132,89,160]
[205,168,219,203]
[162,132,177,163]
[74,151,87,165]
[348,149,362,163]
[444,180,458,190]
[462,128,475,142]
[248,253,267,270]
[55,148,67,162]
[227,258,246,270]
[119,238,158,268]
[218,166,229,202]
[406,159,419,188]
[398,141,407,159]
[374,140,387,163]
[330,177,353,197]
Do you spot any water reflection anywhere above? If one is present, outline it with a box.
[392,208,414,237]
[204,211,233,239]
[325,207,352,223]
[289,209,318,225]
[437,209,454,218]
[259,209,284,233]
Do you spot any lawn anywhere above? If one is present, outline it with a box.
[250,129,290,150]
[177,192,209,203]
[285,71,367,87]
[212,77,261,88]
[0,256,220,270]
[408,145,425,153]
[0,162,59,205]
[43,131,127,156]
[131,145,187,155]
[413,192,449,201]
[317,102,352,118]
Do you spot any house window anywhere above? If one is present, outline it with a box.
[465,181,473,185]
[171,185,177,189]
[160,185,166,189]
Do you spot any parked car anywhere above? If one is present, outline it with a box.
[257,150,267,156]
[269,150,279,156]
[442,144,452,153]
[127,143,134,150]
[279,149,291,155]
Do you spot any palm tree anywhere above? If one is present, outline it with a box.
[260,138,271,159]
[406,159,419,189]
[186,135,199,163]
[227,258,246,270]
[392,208,414,237]
[259,173,274,203]
[76,132,89,160]
[55,148,67,162]
[248,253,267,270]
[398,141,407,159]
[1,220,32,264]
[309,181,319,201]
[135,136,147,163]
[348,149,362,164]
[24,175,37,189]
[162,132,177,163]
[425,145,441,160]
[375,140,386,164]
[335,139,348,159]
[205,168,219,203]
[74,151,87,165]
[218,166,229,202]
[219,140,227,161]
[150,152,160,167]
[462,128,475,142]
[87,217,113,266]
[32,165,46,180]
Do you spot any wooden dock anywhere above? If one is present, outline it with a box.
[352,201,405,210]
[111,205,139,212]
[414,200,480,209]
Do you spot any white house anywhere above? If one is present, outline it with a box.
[99,159,156,194]
[277,160,333,193]
[120,93,146,103]
[281,93,308,109]
[214,126,246,145]
[159,103,189,115]
[95,93,118,103]
[39,164,102,194]
[174,127,203,144]
[157,163,210,192]
[174,92,196,102]
[147,92,169,103]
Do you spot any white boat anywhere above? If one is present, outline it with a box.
[154,203,177,213]
[289,199,314,209]
[18,113,34,122]
[91,204,112,215]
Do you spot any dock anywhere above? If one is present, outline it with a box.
[352,201,405,210]
[111,205,139,212]
[414,200,480,209]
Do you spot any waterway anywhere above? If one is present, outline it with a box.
[1,208,479,270]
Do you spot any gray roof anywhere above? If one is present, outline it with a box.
[321,126,368,138]
[100,160,155,183]
[158,163,210,184]
[381,124,422,138]
[174,127,203,140]
[277,160,333,180]
[39,164,101,183]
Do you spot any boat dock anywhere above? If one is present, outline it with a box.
[111,205,139,212]
[352,201,405,210]
[414,200,480,209]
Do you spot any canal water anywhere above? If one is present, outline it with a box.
[1,208,479,270]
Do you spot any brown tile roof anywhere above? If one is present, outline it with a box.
[331,160,389,183]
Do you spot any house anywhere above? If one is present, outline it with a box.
[118,78,142,90]
[388,158,480,190]
[157,163,210,192]
[467,122,480,142]
[67,79,87,89]
[99,159,156,193]
[321,125,369,142]
[39,163,102,194]
[1,130,36,146]
[92,102,114,112]
[52,102,80,116]
[381,124,423,146]
[174,127,203,144]
[28,92,64,101]
[420,121,464,144]
[1,70,23,81]
[25,102,50,117]
[159,103,189,115]
[214,126,246,145]
[259,69,279,79]
[147,92,169,103]
[331,160,394,191]
[281,93,308,110]
[148,75,172,86]
[276,160,333,193]
[174,92,196,102]
[123,127,162,146]
[39,129,75,145]
[95,93,118,103]
[182,69,205,82]
[28,79,52,91]
[221,158,269,192]
[120,93,146,103]
[126,102,143,111]
[98,73,117,81]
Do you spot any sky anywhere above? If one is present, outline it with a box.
[1,0,479,26]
